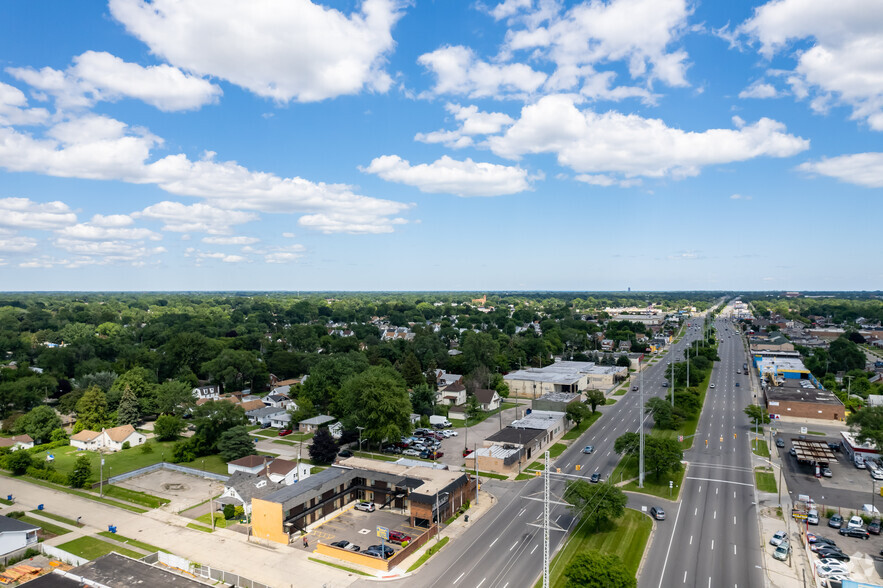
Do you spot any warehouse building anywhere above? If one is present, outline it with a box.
[764,379,844,421]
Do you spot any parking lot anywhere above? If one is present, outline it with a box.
[310,505,425,555]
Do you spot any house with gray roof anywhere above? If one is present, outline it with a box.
[298,414,335,433]
[217,471,284,515]
[246,405,286,426]
[0,515,38,555]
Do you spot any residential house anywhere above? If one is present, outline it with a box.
[600,339,615,351]
[70,425,145,452]
[298,415,336,433]
[329,421,344,439]
[0,435,34,451]
[474,389,502,412]
[217,471,283,515]
[435,370,463,388]
[262,458,311,485]
[247,406,286,426]
[227,454,272,476]
[263,393,295,410]
[437,383,467,406]
[192,384,221,401]
[0,516,38,556]
[70,429,103,451]
[270,412,292,430]
[618,340,632,352]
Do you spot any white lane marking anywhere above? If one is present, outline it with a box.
[716,487,719,495]
[490,538,499,547]
[689,535,693,545]
[453,572,465,584]
[518,508,526,517]
[734,491,736,498]
[686,476,753,487]
[734,544,737,555]
[510,541,518,551]
[555,515,561,523]
[714,511,717,520]
[606,451,611,457]
[684,571,688,583]
[694,508,698,516]
[711,540,714,550]
[530,544,538,555]
[477,579,486,588]
[734,516,737,525]
[657,498,683,588]
[699,485,702,493]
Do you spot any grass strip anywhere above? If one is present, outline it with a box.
[57,536,143,560]
[29,510,82,527]
[561,411,602,441]
[352,451,398,462]
[19,515,71,537]
[102,485,169,508]
[98,531,170,553]
[0,498,13,506]
[451,403,518,429]
[619,453,685,500]
[751,439,770,458]
[548,443,567,459]
[196,512,228,528]
[308,557,373,576]
[406,536,449,572]
[187,523,213,533]
[755,469,777,493]
[475,471,508,480]
[539,508,652,588]
[272,439,298,445]
[614,389,627,396]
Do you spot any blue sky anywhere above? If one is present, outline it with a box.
[0,0,881,291]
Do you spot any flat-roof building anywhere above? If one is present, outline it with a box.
[504,361,626,398]
[764,379,844,421]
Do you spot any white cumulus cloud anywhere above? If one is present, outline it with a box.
[201,235,260,245]
[798,152,883,187]
[363,155,535,197]
[739,81,781,99]
[135,202,259,234]
[0,197,77,230]
[109,0,403,103]
[415,103,515,148]
[418,46,547,99]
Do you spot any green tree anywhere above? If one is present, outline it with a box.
[614,432,640,456]
[566,402,588,427]
[202,348,268,393]
[309,427,339,464]
[744,404,771,425]
[191,401,248,455]
[68,454,92,488]
[223,503,236,520]
[338,366,412,447]
[644,436,683,481]
[6,450,32,475]
[465,394,482,421]
[586,389,605,413]
[14,405,62,443]
[300,353,369,414]
[563,551,636,588]
[74,386,110,432]
[116,387,141,426]
[217,425,257,461]
[288,397,316,426]
[109,367,155,414]
[410,383,436,416]
[646,397,679,430]
[400,353,425,388]
[154,414,186,441]
[565,480,627,530]
[848,406,883,450]
[155,380,195,416]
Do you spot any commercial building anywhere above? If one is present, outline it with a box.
[504,361,626,398]
[464,445,522,476]
[763,379,844,421]
[840,431,880,463]
[532,392,582,413]
[756,356,811,380]
[250,458,475,545]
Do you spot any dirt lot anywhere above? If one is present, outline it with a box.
[115,468,225,512]
[310,506,425,554]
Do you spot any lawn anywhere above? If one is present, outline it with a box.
[619,453,685,500]
[0,472,147,513]
[57,536,143,560]
[195,512,229,529]
[540,508,652,588]
[19,515,71,537]
[561,411,602,441]
[29,510,82,527]
[755,468,777,493]
[406,536,449,572]
[98,531,170,553]
[102,485,170,509]
[451,402,518,429]
[187,522,213,533]
[751,439,770,458]
[251,429,278,438]
[272,439,298,445]
[474,471,509,480]
[614,389,627,396]
[548,443,567,459]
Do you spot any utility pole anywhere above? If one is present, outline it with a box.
[525,451,566,588]
[670,360,675,408]
[357,426,365,454]
[99,458,104,497]
[639,358,645,488]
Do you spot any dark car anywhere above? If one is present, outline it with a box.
[366,544,395,558]
[810,538,838,552]
[828,442,841,452]
[330,540,360,552]
[388,531,412,544]
[735,382,740,387]
[839,527,870,540]
[420,450,444,460]
[829,514,843,529]
[338,449,353,458]
[816,548,851,561]
[870,521,881,535]
[590,473,601,483]
[775,438,785,448]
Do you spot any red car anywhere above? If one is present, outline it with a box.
[388,530,411,544]
[463,449,473,457]
[278,429,293,436]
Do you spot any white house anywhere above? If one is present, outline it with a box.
[217,471,283,515]
[263,393,295,410]
[435,370,463,388]
[263,458,311,485]
[70,425,145,452]
[70,429,102,451]
[246,406,286,426]
[474,389,502,412]
[0,516,38,555]
[329,421,343,439]
[0,435,34,451]
[193,384,221,400]
[437,383,467,406]
[270,412,291,430]
[227,454,271,476]
[298,415,335,433]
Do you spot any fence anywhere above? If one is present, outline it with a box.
[157,551,270,588]
[41,543,89,567]
[91,462,229,488]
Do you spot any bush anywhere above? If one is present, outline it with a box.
[25,439,69,455]
[6,511,24,519]
[140,441,154,454]
[234,506,244,519]
[223,504,235,520]
[825,509,836,519]
[122,441,131,450]
[26,466,68,485]
[6,450,33,475]
[171,439,196,463]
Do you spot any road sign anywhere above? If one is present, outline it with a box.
[376,526,389,540]
[669,481,673,488]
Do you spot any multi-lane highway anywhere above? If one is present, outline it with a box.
[353,313,712,588]
[639,314,765,588]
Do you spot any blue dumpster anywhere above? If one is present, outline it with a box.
[37,504,44,511]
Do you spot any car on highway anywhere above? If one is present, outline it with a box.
[776,438,785,448]
[632,386,639,391]
[773,542,790,561]
[330,540,360,552]
[770,531,787,546]
[582,445,594,454]
[710,383,716,389]
[816,549,851,562]
[735,382,740,387]
[869,520,881,535]
[839,526,869,540]
[829,514,843,528]
[590,473,601,483]
[847,516,864,529]
[355,502,375,512]
[650,506,665,520]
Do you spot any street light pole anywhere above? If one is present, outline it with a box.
[357,426,365,455]
[639,358,644,488]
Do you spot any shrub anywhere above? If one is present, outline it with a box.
[223,504,235,520]
[825,509,835,519]
[122,441,131,450]
[6,450,32,475]
[140,441,154,454]
[6,511,24,519]
[233,506,244,519]
[26,466,68,485]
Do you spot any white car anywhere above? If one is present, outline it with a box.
[816,562,849,578]
[870,468,883,481]
[354,502,375,512]
[402,449,421,457]
[770,531,787,546]
[710,383,716,389]
[847,516,864,530]
[448,431,459,436]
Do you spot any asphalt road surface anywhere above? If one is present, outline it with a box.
[352,311,716,588]
[639,315,765,588]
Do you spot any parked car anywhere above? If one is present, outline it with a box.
[773,542,790,561]
[870,468,883,481]
[330,540,360,552]
[816,563,849,579]
[650,506,665,520]
[829,514,843,529]
[828,442,841,452]
[338,449,353,458]
[770,531,787,546]
[776,438,785,448]
[388,531,412,544]
[366,544,394,558]
[811,538,839,552]
[808,510,820,525]
[420,450,444,460]
[355,502,376,512]
[817,548,851,561]
[279,429,293,436]
[789,447,797,457]
[448,431,459,436]
[822,467,833,478]
[710,383,716,389]
[839,527,869,540]
[462,449,473,457]
[403,449,422,457]
[847,516,864,530]
[869,520,881,535]
[590,473,601,483]
[582,445,594,454]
